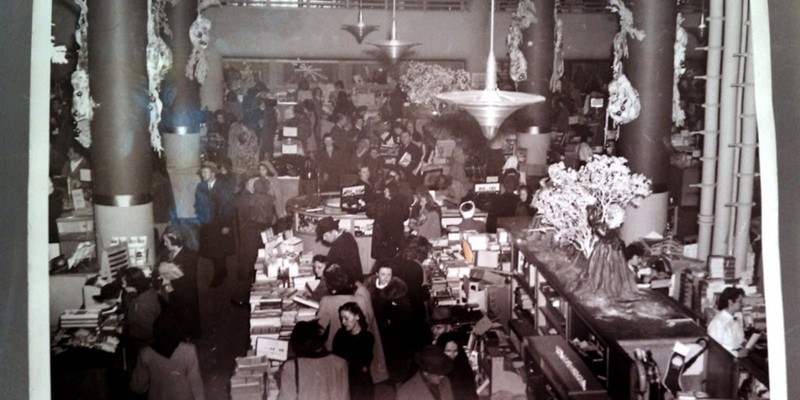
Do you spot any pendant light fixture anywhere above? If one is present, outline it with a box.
[341,0,379,44]
[368,0,420,63]
[436,0,544,140]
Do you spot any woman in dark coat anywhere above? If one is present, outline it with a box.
[156,228,201,340]
[364,259,424,383]
[436,331,478,400]
[393,236,433,322]
[367,181,409,260]
[332,302,374,400]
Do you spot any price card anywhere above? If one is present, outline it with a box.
[256,337,289,361]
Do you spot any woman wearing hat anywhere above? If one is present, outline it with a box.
[277,321,349,400]
[396,345,455,400]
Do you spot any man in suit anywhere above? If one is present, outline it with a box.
[61,145,92,194]
[194,162,235,287]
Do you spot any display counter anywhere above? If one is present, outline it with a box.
[286,193,486,275]
[502,218,738,399]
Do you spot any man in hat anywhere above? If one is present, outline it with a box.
[317,216,362,285]
[456,201,486,233]
[429,306,454,344]
[396,345,455,400]
[195,161,235,287]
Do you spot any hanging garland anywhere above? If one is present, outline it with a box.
[71,0,98,149]
[186,0,220,83]
[673,12,688,127]
[51,35,68,65]
[549,1,564,93]
[606,0,645,126]
[507,0,537,83]
[147,0,174,154]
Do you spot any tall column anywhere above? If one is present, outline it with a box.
[618,0,677,242]
[466,0,492,74]
[710,0,744,255]
[517,0,554,131]
[163,0,202,219]
[88,0,155,269]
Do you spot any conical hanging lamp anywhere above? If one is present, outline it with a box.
[368,0,420,63]
[436,0,544,140]
[342,0,379,44]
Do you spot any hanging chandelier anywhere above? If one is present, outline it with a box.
[436,0,544,140]
[341,0,379,44]
[368,0,420,63]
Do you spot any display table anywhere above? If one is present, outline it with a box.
[502,218,738,399]
[286,194,487,276]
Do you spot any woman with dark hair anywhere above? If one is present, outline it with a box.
[130,314,205,400]
[317,264,389,385]
[155,228,201,340]
[277,320,349,400]
[409,189,442,240]
[515,184,535,217]
[332,302,375,400]
[120,267,161,347]
[436,331,478,400]
[394,236,433,322]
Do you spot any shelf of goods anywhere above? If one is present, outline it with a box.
[501,218,739,400]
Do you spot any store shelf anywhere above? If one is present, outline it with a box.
[540,304,566,336]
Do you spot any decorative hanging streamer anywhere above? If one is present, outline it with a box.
[186,0,220,83]
[673,12,688,127]
[147,0,174,154]
[506,0,536,83]
[549,2,564,93]
[606,0,645,126]
[71,0,97,149]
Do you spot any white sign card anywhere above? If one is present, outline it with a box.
[79,168,92,182]
[71,188,87,209]
[256,337,289,361]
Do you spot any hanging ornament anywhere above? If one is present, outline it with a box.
[673,12,688,127]
[71,0,97,149]
[147,0,174,154]
[186,0,220,83]
[549,2,564,93]
[506,0,536,83]
[606,0,645,126]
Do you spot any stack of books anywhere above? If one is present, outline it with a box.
[59,309,101,329]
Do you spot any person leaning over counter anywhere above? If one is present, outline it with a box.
[316,216,362,285]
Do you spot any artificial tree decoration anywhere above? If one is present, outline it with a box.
[292,60,328,83]
[506,0,537,83]
[400,61,472,115]
[606,0,646,127]
[71,0,98,149]
[673,12,688,127]
[147,0,175,154]
[186,0,219,83]
[549,2,564,93]
[532,155,651,299]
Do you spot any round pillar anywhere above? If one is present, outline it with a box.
[617,0,677,242]
[201,44,224,111]
[517,127,551,177]
[88,0,155,269]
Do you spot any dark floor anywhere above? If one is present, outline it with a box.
[193,256,252,400]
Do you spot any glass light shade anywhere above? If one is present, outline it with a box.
[437,90,544,140]
[342,23,380,44]
[369,39,419,62]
